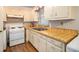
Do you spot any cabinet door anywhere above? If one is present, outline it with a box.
[29,31,34,44]
[44,6,70,20]
[29,35,33,44]
[0,32,3,52]
[26,29,30,42]
[31,31,47,52]
[28,31,36,49]
[47,41,62,52]
[33,12,39,21]
[39,38,47,52]
[32,7,39,21]
[33,34,39,50]
[0,7,6,21]
[44,6,53,19]
[56,7,69,18]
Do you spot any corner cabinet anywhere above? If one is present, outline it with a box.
[44,6,75,20]
[0,7,6,21]
[26,29,29,42]
[28,30,47,52]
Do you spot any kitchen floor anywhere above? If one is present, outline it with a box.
[5,42,37,52]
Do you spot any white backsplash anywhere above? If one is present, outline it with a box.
[49,19,79,30]
[62,20,79,30]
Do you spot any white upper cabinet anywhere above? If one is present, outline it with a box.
[32,7,39,21]
[44,6,75,20]
[56,7,69,18]
[44,6,54,19]
[0,7,6,21]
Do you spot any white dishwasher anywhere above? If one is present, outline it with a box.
[8,23,25,46]
[66,35,79,52]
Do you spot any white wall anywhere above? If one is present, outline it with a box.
[49,20,62,27]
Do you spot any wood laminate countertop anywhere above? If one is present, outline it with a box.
[24,26,78,44]
[39,28,78,44]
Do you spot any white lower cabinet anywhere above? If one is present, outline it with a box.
[26,29,29,42]
[38,38,47,52]
[29,31,34,45]
[33,32,47,52]
[26,29,33,44]
[46,41,62,52]
[28,30,65,52]
[0,31,3,52]
[29,36,32,43]
[33,34,39,50]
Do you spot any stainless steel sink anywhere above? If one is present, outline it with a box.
[32,28,48,31]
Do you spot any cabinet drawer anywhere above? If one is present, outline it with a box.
[29,34,34,44]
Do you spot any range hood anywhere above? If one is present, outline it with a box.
[6,15,24,23]
[7,15,24,19]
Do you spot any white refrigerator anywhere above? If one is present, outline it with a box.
[0,21,6,52]
[0,21,3,51]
